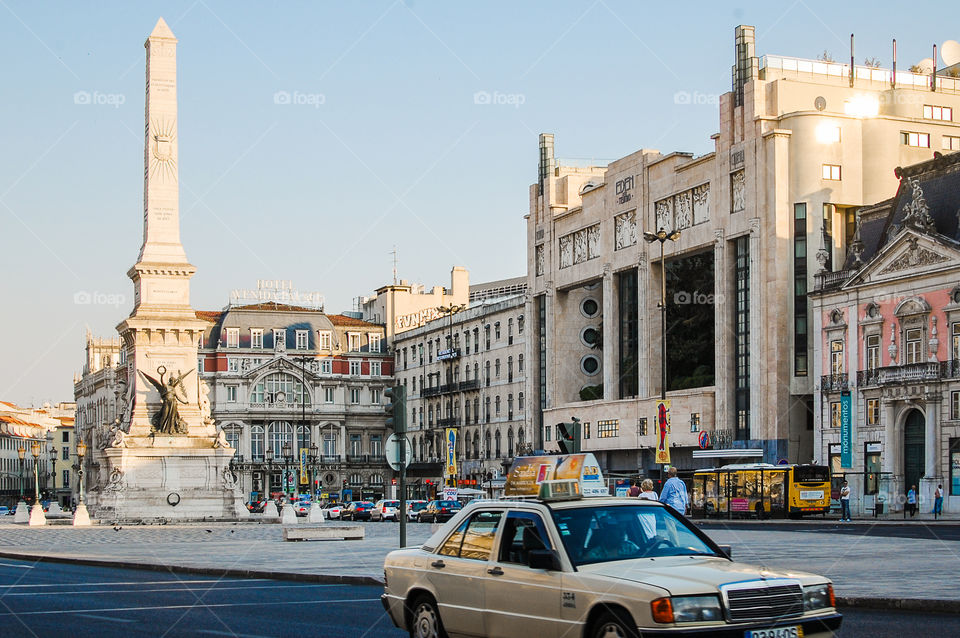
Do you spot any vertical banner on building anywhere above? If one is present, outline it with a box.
[840,391,853,468]
[299,447,309,485]
[655,400,672,465]
[445,428,457,478]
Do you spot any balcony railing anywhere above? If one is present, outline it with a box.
[820,373,849,393]
[813,269,855,292]
[857,362,944,387]
[437,417,459,427]
[422,386,441,397]
[459,379,480,391]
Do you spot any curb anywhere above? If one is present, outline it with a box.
[0,550,382,587]
[836,596,960,614]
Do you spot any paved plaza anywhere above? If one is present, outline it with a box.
[0,519,958,606]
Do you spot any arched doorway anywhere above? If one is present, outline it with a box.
[903,409,925,495]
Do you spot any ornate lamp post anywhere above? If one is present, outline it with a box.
[264,447,274,499]
[28,440,46,526]
[282,441,293,499]
[49,447,57,504]
[73,439,91,526]
[17,444,25,502]
[309,443,319,499]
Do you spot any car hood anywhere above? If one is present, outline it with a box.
[579,556,824,596]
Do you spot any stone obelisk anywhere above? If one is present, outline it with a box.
[90,18,245,521]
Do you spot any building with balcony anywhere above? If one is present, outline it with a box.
[392,288,527,497]
[526,25,960,479]
[196,301,393,503]
[812,151,960,514]
[360,267,469,344]
[0,401,71,508]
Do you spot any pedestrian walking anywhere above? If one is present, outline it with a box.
[839,480,851,522]
[659,467,689,514]
[638,479,658,501]
[907,485,917,517]
[934,484,944,518]
[628,480,641,498]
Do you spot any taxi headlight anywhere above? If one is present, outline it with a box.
[803,583,835,611]
[670,595,723,623]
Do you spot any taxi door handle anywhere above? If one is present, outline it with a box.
[487,566,503,576]
[431,560,446,569]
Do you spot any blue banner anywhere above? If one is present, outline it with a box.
[840,391,852,468]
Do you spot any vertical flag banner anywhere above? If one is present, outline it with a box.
[840,391,853,468]
[299,447,308,485]
[445,428,457,477]
[655,400,672,465]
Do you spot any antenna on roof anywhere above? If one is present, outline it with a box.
[390,245,399,285]
[849,33,855,88]
[892,39,897,88]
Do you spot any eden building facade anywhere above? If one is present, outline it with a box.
[526,25,960,479]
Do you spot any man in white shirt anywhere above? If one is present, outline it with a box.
[839,480,851,522]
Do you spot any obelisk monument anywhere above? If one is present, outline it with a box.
[89,18,245,520]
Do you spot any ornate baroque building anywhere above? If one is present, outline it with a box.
[812,152,960,514]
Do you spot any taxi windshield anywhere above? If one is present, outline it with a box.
[551,504,718,566]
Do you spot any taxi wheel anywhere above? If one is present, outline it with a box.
[591,610,639,638]
[409,595,447,638]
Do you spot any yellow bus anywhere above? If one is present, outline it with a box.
[691,463,831,519]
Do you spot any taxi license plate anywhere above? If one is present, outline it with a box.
[745,626,803,638]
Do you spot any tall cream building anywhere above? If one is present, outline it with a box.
[527,25,960,478]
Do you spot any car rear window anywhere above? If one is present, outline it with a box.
[383,501,399,507]
[440,500,460,507]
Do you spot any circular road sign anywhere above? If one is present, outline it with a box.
[385,433,412,471]
[698,431,710,449]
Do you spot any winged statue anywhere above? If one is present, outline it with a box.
[141,366,194,435]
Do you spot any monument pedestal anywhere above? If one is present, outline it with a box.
[28,503,46,526]
[13,501,28,523]
[72,502,92,526]
[90,438,247,522]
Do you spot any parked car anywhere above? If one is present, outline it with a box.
[371,500,400,522]
[294,502,312,517]
[406,500,428,522]
[0,506,9,517]
[341,501,375,521]
[321,503,342,520]
[247,501,265,514]
[417,499,462,523]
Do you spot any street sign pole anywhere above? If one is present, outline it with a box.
[399,430,407,549]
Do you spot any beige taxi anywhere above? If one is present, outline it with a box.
[382,480,841,638]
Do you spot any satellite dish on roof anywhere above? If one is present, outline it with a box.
[914,57,934,74]
[942,40,960,67]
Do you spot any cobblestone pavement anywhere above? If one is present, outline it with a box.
[0,519,957,602]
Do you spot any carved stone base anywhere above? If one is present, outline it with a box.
[86,444,247,521]
[280,503,297,525]
[72,502,92,526]
[13,501,29,523]
[28,503,47,526]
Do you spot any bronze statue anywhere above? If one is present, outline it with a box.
[142,366,193,435]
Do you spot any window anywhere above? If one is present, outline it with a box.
[820,126,841,143]
[369,334,382,353]
[320,359,332,374]
[349,360,361,376]
[953,323,960,362]
[349,472,362,485]
[370,361,382,376]
[944,136,960,151]
[322,430,338,456]
[371,388,381,405]
[272,329,285,350]
[597,419,619,438]
[349,434,363,456]
[495,322,501,340]
[793,203,808,376]
[228,358,239,372]
[821,164,841,180]
[735,236,751,438]
[251,425,264,460]
[495,396,501,415]
[62,446,69,461]
[953,391,960,420]
[251,329,263,349]
[226,386,238,402]
[518,315,524,334]
[495,359,501,378]
[830,402,842,429]
[866,334,881,370]
[324,387,335,403]
[830,340,844,374]
[583,422,591,439]
[295,330,309,350]
[226,328,239,348]
[951,438,960,495]
[319,331,332,350]
[62,431,69,443]
[350,388,361,404]
[348,333,361,352]
[690,413,701,432]
[62,469,70,488]
[267,421,293,457]
[250,373,309,405]
[901,131,930,148]
[518,354,524,373]
[867,398,880,425]
[518,392,524,410]
[906,328,923,364]
[924,105,952,121]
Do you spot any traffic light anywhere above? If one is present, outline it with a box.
[384,384,407,434]
[557,417,581,454]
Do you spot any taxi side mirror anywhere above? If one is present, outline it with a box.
[717,545,732,559]
[527,549,561,571]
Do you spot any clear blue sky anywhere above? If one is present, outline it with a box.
[0,0,952,405]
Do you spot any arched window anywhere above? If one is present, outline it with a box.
[495,430,502,458]
[473,398,480,424]
[250,373,310,405]
[484,431,491,459]
[251,425,264,460]
[518,427,525,447]
[349,473,362,485]
[474,362,479,382]
[419,436,426,460]
[370,473,384,485]
[464,401,471,423]
[428,405,434,425]
[484,397,491,422]
[296,425,311,451]
[267,421,293,457]
[473,431,480,459]
[495,395,501,415]
[507,428,514,457]
[223,424,242,454]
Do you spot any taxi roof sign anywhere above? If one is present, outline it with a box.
[538,479,581,501]
[504,454,608,498]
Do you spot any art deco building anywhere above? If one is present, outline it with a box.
[527,25,960,479]
[812,152,960,515]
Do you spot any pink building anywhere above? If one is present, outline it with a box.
[812,152,960,515]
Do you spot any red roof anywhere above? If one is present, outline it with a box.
[327,314,381,328]
[231,302,316,313]
[195,310,223,323]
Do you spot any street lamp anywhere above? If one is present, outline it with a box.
[435,303,466,490]
[17,444,25,502]
[309,443,319,498]
[71,438,91,526]
[49,447,57,504]
[264,447,274,499]
[643,228,681,403]
[282,441,293,498]
[29,440,46,525]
